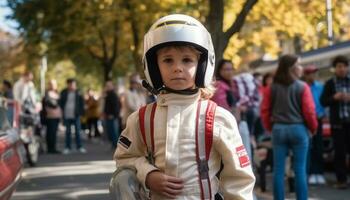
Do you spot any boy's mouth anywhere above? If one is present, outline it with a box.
[171,78,186,81]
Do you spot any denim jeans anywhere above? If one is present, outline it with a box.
[64,118,82,149]
[308,118,324,174]
[272,123,309,200]
[6,107,14,126]
[239,121,252,160]
[106,118,120,148]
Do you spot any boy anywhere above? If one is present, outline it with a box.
[320,55,350,189]
[114,14,255,199]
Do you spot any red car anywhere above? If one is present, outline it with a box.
[0,98,24,200]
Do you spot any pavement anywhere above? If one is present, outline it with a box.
[12,129,350,200]
[12,131,115,200]
[254,172,350,200]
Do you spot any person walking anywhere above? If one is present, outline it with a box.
[103,81,121,149]
[42,79,62,154]
[320,55,350,189]
[59,78,86,154]
[261,54,317,200]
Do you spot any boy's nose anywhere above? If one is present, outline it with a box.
[173,63,183,72]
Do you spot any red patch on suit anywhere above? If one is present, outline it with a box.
[236,145,250,168]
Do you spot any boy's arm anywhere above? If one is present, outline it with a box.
[114,111,159,188]
[214,107,256,200]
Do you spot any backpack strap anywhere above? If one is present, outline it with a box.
[196,99,217,200]
[138,100,217,199]
[138,102,157,165]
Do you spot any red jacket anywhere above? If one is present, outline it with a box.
[261,82,318,134]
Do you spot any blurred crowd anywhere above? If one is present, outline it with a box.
[0,72,154,155]
[211,54,350,199]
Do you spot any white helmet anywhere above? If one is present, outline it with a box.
[143,14,215,93]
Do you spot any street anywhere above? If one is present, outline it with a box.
[12,132,115,200]
[12,131,350,200]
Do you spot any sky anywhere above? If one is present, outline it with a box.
[0,0,18,34]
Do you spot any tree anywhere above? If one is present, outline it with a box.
[0,30,27,80]
[7,0,130,83]
[223,0,350,68]
[206,0,258,64]
[7,0,168,82]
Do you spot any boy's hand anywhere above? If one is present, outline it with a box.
[146,171,184,198]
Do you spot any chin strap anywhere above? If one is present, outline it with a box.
[142,80,161,95]
[162,86,199,95]
[142,80,199,95]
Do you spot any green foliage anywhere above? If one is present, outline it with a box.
[6,0,350,82]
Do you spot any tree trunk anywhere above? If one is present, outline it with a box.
[206,0,258,64]
[125,0,143,73]
[206,0,224,65]
[103,61,113,83]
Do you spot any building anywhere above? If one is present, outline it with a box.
[252,40,350,79]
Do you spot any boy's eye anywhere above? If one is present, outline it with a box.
[183,57,194,63]
[163,58,173,63]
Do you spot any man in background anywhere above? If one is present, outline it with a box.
[59,78,86,154]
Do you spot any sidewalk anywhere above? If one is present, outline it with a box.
[254,172,350,200]
[12,131,115,200]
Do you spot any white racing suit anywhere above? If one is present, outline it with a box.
[114,92,255,199]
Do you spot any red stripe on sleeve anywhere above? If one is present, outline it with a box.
[301,84,318,134]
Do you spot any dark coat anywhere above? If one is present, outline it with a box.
[320,77,350,123]
[104,90,121,119]
[59,89,85,119]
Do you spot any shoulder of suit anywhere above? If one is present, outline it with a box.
[214,105,237,126]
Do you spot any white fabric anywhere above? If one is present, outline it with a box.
[13,78,36,105]
[123,90,146,125]
[233,73,260,107]
[115,92,255,200]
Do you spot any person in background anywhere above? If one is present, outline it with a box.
[59,78,86,154]
[261,73,274,94]
[122,73,146,127]
[211,60,253,158]
[85,89,101,139]
[320,55,350,189]
[13,71,37,114]
[302,65,326,185]
[42,79,62,154]
[103,80,121,149]
[261,54,317,200]
[212,59,238,112]
[2,80,14,125]
[233,71,261,149]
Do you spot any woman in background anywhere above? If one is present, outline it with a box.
[261,54,317,200]
[42,79,62,154]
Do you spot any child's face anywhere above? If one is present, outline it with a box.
[157,46,199,91]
